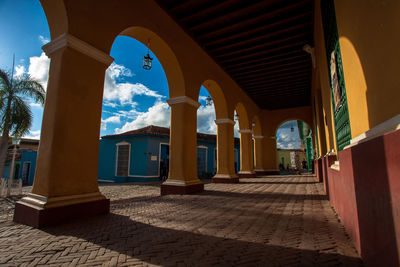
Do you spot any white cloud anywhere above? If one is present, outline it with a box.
[115,101,170,133]
[234,122,239,138]
[15,65,25,77]
[101,116,121,130]
[38,35,50,45]
[114,100,231,138]
[29,102,42,108]
[23,130,41,140]
[197,104,216,134]
[276,128,301,149]
[103,63,163,106]
[28,52,50,90]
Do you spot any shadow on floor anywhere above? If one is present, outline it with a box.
[239,181,319,185]
[196,189,329,201]
[42,213,362,266]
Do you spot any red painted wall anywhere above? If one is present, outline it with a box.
[323,129,400,267]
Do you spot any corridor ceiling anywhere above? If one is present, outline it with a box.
[156,0,314,110]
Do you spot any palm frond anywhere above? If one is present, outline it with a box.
[10,96,32,137]
[0,69,11,92]
[14,75,46,105]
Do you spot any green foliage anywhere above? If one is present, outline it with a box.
[0,69,45,137]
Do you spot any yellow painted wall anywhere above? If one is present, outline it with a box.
[334,0,400,133]
[312,0,338,153]
[39,0,260,122]
[277,150,307,170]
[258,106,312,170]
[36,0,263,198]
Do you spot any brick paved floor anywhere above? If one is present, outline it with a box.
[0,175,362,266]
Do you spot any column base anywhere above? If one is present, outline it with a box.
[212,174,239,183]
[254,169,280,176]
[14,192,110,228]
[238,171,257,178]
[161,179,204,195]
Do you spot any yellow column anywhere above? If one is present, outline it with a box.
[14,33,112,228]
[212,119,238,183]
[264,136,279,172]
[238,129,256,178]
[161,96,204,195]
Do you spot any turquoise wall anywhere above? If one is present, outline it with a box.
[19,150,37,185]
[98,135,156,183]
[98,134,241,183]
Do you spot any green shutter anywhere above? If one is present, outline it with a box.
[313,98,320,158]
[306,137,313,172]
[321,0,351,151]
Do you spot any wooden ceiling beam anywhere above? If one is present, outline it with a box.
[227,54,308,74]
[189,0,286,33]
[230,58,311,77]
[202,12,312,46]
[208,23,312,54]
[214,32,311,59]
[218,41,305,64]
[193,0,311,39]
[180,0,249,25]
[224,50,303,70]
[237,70,310,85]
[245,80,310,92]
[235,64,310,81]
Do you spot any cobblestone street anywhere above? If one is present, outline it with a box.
[0,175,362,266]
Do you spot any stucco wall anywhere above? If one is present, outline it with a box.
[19,150,38,186]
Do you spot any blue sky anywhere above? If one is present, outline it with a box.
[0,0,301,149]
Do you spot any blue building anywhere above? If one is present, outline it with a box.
[18,126,241,184]
[98,125,240,183]
[19,150,38,185]
[0,138,39,185]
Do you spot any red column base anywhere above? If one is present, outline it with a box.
[14,198,110,228]
[212,177,239,183]
[161,183,204,195]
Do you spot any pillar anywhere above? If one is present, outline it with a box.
[212,119,238,183]
[161,96,204,195]
[14,34,112,228]
[238,129,256,178]
[264,136,279,173]
[253,136,280,176]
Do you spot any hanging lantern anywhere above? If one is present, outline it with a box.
[205,95,212,106]
[252,122,256,127]
[143,39,153,70]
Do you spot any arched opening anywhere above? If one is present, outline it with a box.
[197,81,237,179]
[234,102,255,177]
[276,120,313,174]
[98,28,180,183]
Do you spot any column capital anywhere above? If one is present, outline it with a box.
[253,135,264,139]
[42,33,114,66]
[166,96,201,108]
[214,118,235,125]
[239,129,252,134]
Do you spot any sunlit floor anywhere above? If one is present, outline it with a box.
[0,175,362,266]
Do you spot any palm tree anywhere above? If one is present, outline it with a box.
[0,69,45,177]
